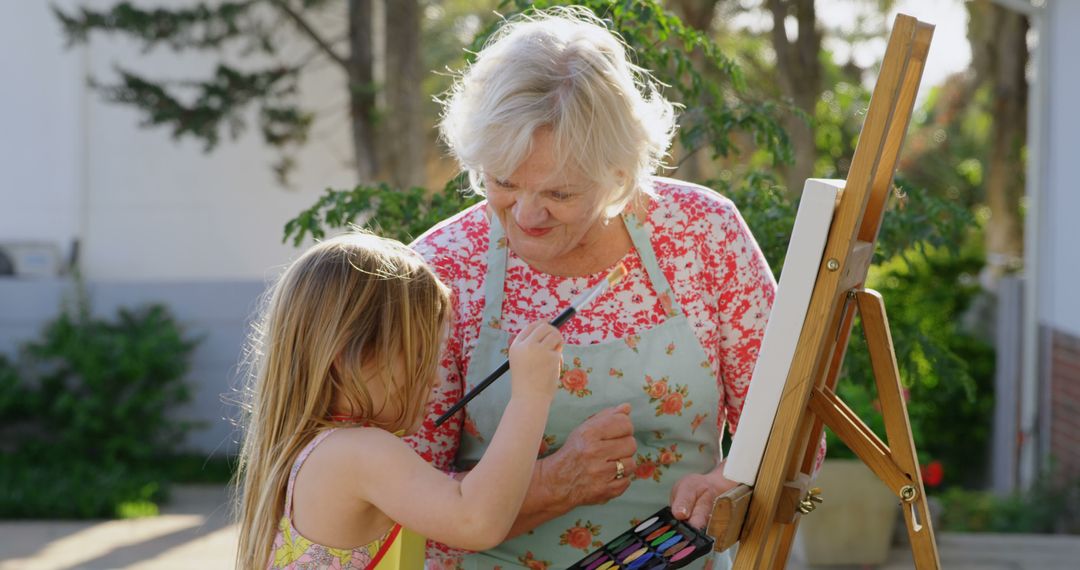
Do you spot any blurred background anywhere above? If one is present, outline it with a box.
[1,0,1077,568]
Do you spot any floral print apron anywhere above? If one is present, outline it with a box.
[455,213,732,569]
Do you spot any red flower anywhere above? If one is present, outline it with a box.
[635,460,657,481]
[660,392,684,415]
[921,461,944,487]
[561,369,589,393]
[659,449,677,466]
[647,379,669,399]
[565,526,592,550]
[518,551,550,570]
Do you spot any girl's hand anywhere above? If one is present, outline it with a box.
[669,461,740,529]
[508,320,563,400]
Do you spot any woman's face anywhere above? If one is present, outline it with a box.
[486,129,610,268]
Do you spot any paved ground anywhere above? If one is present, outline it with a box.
[1,485,1079,569]
[0,485,234,570]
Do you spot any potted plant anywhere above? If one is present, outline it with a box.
[792,368,901,567]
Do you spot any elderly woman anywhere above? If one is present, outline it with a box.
[407,7,775,569]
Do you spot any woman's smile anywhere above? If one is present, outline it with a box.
[517,222,554,237]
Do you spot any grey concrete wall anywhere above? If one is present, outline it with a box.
[0,277,267,456]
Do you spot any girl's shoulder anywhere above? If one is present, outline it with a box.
[309,427,406,468]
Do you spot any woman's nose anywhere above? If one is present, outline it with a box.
[512,194,548,227]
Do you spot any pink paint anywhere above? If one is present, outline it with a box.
[670,545,697,562]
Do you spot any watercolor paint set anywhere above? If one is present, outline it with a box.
[567,506,714,569]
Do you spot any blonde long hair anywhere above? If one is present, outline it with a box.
[233,233,451,569]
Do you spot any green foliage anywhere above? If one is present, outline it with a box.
[0,461,166,519]
[284,174,482,246]
[53,1,316,182]
[160,453,237,484]
[904,81,996,211]
[53,2,271,52]
[95,65,308,154]
[721,172,975,276]
[0,298,200,518]
[937,476,1080,534]
[813,81,871,180]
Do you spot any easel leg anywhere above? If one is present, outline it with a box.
[771,523,798,570]
[856,290,942,569]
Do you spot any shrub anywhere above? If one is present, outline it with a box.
[937,475,1080,534]
[0,299,199,518]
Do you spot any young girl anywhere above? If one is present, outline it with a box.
[235,233,563,569]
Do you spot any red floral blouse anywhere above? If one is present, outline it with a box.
[405,178,779,468]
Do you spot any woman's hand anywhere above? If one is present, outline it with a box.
[502,403,637,538]
[539,403,638,509]
[669,461,740,529]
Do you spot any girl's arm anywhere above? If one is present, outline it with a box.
[347,399,550,550]
[354,321,562,551]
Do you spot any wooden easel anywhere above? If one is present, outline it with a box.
[705,14,941,569]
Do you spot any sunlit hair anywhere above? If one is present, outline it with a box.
[232,232,451,569]
[439,5,678,217]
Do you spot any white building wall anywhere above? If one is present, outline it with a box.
[1,0,357,282]
[0,1,365,454]
[0,1,84,252]
[1040,0,1080,338]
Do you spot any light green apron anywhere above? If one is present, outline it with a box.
[456,212,731,569]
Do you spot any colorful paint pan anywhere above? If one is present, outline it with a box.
[645,524,672,542]
[627,552,656,569]
[634,516,659,533]
[656,534,682,551]
[585,554,612,570]
[580,550,607,568]
[566,506,715,569]
[607,532,636,551]
[670,545,697,562]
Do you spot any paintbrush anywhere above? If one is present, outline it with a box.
[433,262,629,427]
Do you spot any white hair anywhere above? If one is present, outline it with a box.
[438,6,678,217]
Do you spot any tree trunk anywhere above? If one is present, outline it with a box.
[669,0,722,31]
[349,0,378,183]
[668,0,723,182]
[767,0,821,196]
[968,0,1028,287]
[383,0,425,189]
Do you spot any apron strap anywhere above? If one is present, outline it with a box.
[479,213,511,327]
[623,212,686,316]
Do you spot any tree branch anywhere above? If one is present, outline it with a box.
[270,0,349,71]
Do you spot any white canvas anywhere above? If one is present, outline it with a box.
[723,178,842,486]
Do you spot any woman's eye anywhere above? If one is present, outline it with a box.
[549,192,572,201]
[494,179,514,189]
